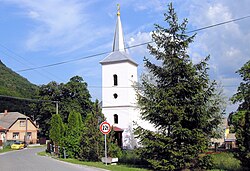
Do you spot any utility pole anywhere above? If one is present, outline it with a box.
[56,101,59,114]
[25,113,28,144]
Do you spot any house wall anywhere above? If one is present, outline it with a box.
[0,132,5,142]
[6,119,38,143]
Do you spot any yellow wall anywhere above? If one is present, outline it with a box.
[225,127,230,138]
[6,119,38,143]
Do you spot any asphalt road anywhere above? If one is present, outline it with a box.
[0,147,107,171]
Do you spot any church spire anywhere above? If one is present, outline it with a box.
[113,4,125,52]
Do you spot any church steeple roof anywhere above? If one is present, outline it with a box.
[113,4,125,52]
[100,4,138,66]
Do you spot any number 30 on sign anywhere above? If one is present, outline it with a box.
[100,121,111,134]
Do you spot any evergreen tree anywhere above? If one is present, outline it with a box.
[230,60,250,167]
[135,3,223,170]
[49,114,64,145]
[79,100,105,161]
[63,110,83,158]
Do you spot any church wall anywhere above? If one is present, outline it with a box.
[102,62,137,107]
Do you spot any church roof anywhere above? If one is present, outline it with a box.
[100,5,138,66]
[100,51,138,66]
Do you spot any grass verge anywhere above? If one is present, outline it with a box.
[37,151,149,171]
[60,158,149,171]
[0,146,13,153]
[27,145,46,149]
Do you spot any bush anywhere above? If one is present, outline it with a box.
[108,143,122,158]
[211,152,243,170]
[197,154,213,170]
[119,150,148,166]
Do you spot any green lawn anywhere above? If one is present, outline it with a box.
[0,146,12,153]
[210,152,248,171]
[38,150,250,171]
[37,151,149,171]
[61,158,149,171]
[27,145,46,148]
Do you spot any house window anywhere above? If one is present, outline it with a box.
[20,121,25,127]
[27,132,32,140]
[113,74,118,86]
[114,114,118,124]
[13,132,19,139]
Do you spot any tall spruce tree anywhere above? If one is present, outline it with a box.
[135,3,223,170]
[49,114,64,145]
[62,110,83,158]
[79,100,105,161]
[230,60,250,168]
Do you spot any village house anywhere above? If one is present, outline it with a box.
[0,111,38,144]
[210,117,236,149]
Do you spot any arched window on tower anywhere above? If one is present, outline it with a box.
[113,74,118,86]
[114,114,118,124]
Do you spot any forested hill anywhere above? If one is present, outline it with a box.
[0,60,37,98]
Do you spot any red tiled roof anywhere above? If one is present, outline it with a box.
[0,126,6,131]
[113,126,124,132]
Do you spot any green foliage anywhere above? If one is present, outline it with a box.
[62,110,83,158]
[107,140,122,158]
[197,154,213,170]
[120,150,148,166]
[0,61,37,98]
[211,152,243,171]
[230,60,250,168]
[49,114,64,145]
[135,3,224,170]
[79,100,105,161]
[34,76,92,137]
[0,60,38,113]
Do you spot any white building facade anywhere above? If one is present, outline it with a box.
[100,6,140,149]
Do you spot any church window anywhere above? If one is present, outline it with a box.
[114,114,118,124]
[113,93,118,99]
[113,74,118,86]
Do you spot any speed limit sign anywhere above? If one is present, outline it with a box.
[100,121,111,134]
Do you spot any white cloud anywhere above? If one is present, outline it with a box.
[179,0,250,113]
[3,0,109,53]
[127,31,152,57]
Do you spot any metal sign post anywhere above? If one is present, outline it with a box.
[100,121,111,166]
[104,134,107,165]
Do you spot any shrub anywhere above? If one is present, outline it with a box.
[211,152,243,170]
[119,149,148,166]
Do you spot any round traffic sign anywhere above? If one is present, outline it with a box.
[100,121,111,134]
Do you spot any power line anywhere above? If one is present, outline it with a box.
[186,15,250,33]
[6,14,250,72]
[0,95,58,103]
[16,51,111,72]
[0,44,66,82]
[87,84,239,89]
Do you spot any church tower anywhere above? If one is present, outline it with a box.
[100,5,139,149]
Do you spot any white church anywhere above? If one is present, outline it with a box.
[100,6,141,149]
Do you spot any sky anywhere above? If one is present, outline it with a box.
[0,0,249,114]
